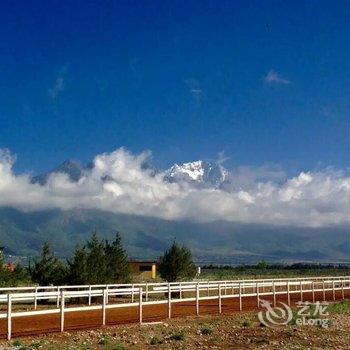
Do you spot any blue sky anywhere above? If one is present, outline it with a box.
[1,0,350,174]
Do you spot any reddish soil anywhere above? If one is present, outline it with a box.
[0,289,348,339]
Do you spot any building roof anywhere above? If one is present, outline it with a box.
[129,260,156,264]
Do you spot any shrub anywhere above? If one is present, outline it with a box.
[98,334,110,345]
[169,329,186,341]
[12,339,23,347]
[242,320,252,327]
[150,335,164,345]
[200,325,213,335]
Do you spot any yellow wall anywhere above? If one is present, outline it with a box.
[129,262,157,279]
[151,264,156,279]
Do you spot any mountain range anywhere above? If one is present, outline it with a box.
[1,159,349,264]
[31,159,231,189]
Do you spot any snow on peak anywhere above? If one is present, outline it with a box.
[164,160,229,188]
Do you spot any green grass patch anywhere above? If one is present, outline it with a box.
[327,300,350,314]
[149,335,164,345]
[200,324,213,335]
[242,319,252,327]
[109,346,125,350]
[169,329,186,341]
[12,339,23,347]
[98,334,111,345]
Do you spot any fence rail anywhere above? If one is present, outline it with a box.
[1,275,350,340]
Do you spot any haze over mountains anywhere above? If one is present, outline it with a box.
[1,206,350,264]
[1,148,350,263]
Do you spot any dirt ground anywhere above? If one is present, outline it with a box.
[0,300,350,350]
[0,291,349,349]
[0,290,347,338]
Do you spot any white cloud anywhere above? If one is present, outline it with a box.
[185,78,203,102]
[49,76,65,99]
[264,69,290,85]
[190,88,203,97]
[1,147,350,228]
[49,67,67,100]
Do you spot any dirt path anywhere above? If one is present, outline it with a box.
[0,289,348,339]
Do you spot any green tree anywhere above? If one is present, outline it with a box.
[158,241,196,282]
[105,232,131,283]
[257,260,269,270]
[30,242,67,285]
[67,244,88,284]
[67,232,131,285]
[85,232,108,284]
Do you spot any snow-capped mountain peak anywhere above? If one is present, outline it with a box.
[32,158,230,190]
[169,160,205,181]
[164,160,229,188]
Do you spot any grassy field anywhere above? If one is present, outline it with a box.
[2,300,350,349]
[200,265,350,280]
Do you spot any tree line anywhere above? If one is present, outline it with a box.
[3,232,196,286]
[29,232,132,285]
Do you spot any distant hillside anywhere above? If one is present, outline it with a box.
[0,207,350,264]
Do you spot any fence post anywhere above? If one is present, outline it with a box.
[287,281,290,306]
[224,281,227,295]
[102,289,107,326]
[139,287,143,324]
[7,294,12,341]
[300,281,303,302]
[60,291,65,332]
[88,285,92,306]
[167,283,171,318]
[312,281,315,303]
[34,286,38,310]
[106,285,109,305]
[145,283,148,302]
[207,282,210,297]
[218,283,222,314]
[239,282,242,311]
[342,280,345,300]
[196,282,200,316]
[256,281,259,308]
[56,286,60,308]
[332,280,336,301]
[323,281,326,301]
[273,281,276,307]
[179,282,182,299]
[132,284,135,303]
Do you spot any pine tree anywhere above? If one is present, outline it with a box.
[85,232,108,284]
[67,244,88,284]
[158,241,196,282]
[30,242,67,285]
[105,232,131,283]
[67,232,131,284]
[0,251,10,286]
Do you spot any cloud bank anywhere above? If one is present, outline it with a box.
[1,148,350,228]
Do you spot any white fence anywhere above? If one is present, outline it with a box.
[1,275,350,340]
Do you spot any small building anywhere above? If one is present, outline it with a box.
[129,260,157,279]
[5,262,15,271]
